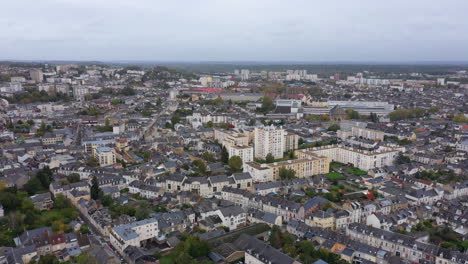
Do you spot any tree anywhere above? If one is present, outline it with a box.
[269,226,282,249]
[452,114,468,123]
[265,153,275,163]
[171,114,181,126]
[327,124,340,132]
[52,220,70,233]
[135,205,150,220]
[228,156,243,172]
[79,225,90,234]
[247,118,256,126]
[54,194,72,209]
[395,153,411,165]
[221,146,229,164]
[345,109,360,120]
[192,160,207,175]
[298,138,304,145]
[279,167,296,180]
[90,176,100,200]
[67,173,81,183]
[36,121,49,136]
[36,166,53,189]
[120,87,136,96]
[0,192,22,212]
[261,96,274,113]
[111,98,121,105]
[201,152,215,162]
[205,121,214,128]
[24,177,44,195]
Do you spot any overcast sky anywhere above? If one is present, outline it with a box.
[1,0,468,62]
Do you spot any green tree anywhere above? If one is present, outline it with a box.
[269,226,282,249]
[135,202,150,220]
[192,160,207,175]
[221,146,229,164]
[36,166,53,189]
[90,176,100,200]
[111,98,121,105]
[120,87,136,96]
[261,96,274,113]
[79,225,90,234]
[395,153,411,164]
[67,173,81,183]
[171,114,181,126]
[452,114,468,123]
[0,192,22,212]
[265,153,275,163]
[201,152,215,162]
[327,124,340,132]
[36,121,48,136]
[54,194,72,209]
[345,109,360,119]
[24,177,44,195]
[205,121,214,128]
[279,167,296,180]
[228,156,243,172]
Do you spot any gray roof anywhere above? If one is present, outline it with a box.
[233,234,297,264]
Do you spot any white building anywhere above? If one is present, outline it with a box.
[73,86,89,100]
[254,126,285,159]
[243,162,273,182]
[351,126,385,141]
[304,145,399,171]
[94,147,116,167]
[240,69,250,80]
[200,206,246,231]
[110,218,159,254]
[228,145,254,164]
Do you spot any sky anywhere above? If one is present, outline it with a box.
[1,0,468,62]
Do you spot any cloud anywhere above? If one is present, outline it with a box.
[1,0,468,61]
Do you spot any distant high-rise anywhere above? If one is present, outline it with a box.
[240,69,250,80]
[29,69,43,83]
[437,78,445,86]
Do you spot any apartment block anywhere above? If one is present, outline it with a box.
[303,145,398,171]
[110,218,159,254]
[227,144,254,164]
[93,147,116,167]
[254,126,285,159]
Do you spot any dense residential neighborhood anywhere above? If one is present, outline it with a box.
[0,62,466,264]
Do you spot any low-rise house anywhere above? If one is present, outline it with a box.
[30,193,54,211]
[247,210,282,227]
[305,210,335,229]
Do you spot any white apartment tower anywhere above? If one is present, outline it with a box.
[254,126,285,159]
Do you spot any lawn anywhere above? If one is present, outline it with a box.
[325,172,346,180]
[330,162,345,169]
[346,167,367,176]
[159,254,176,264]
